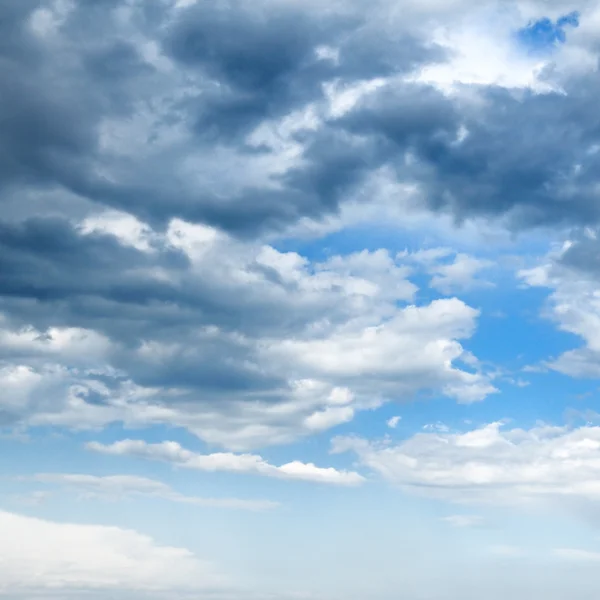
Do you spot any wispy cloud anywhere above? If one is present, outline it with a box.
[21,473,278,511]
[87,441,365,486]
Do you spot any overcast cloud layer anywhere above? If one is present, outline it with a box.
[4,0,600,599]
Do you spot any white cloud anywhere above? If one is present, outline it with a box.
[400,247,494,294]
[262,298,496,405]
[0,510,224,595]
[332,422,600,507]
[87,440,365,486]
[518,238,600,378]
[387,416,401,429]
[409,20,553,93]
[25,473,278,511]
[423,422,451,433]
[403,2,591,94]
[0,217,495,449]
[77,210,157,252]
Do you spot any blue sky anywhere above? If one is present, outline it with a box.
[517,11,580,50]
[3,1,600,599]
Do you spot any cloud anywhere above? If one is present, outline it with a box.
[387,416,402,429]
[3,0,599,247]
[332,421,600,507]
[0,510,224,595]
[24,473,278,511]
[0,214,494,448]
[519,234,600,377]
[401,248,494,294]
[0,0,447,237]
[88,440,365,486]
[4,0,596,456]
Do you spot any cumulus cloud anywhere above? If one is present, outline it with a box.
[0,510,224,595]
[0,212,494,449]
[0,0,596,495]
[332,422,600,507]
[24,473,278,511]
[88,440,365,486]
[1,0,595,456]
[519,235,600,377]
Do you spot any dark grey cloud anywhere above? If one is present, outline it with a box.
[0,214,380,341]
[400,84,600,230]
[3,0,600,241]
[163,1,443,144]
[0,0,447,236]
[0,218,187,319]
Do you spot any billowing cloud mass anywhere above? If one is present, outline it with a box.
[5,0,600,598]
[1,0,594,451]
[0,209,494,449]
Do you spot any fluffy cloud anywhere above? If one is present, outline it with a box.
[519,234,600,377]
[0,0,596,466]
[0,210,494,449]
[88,440,365,486]
[0,510,224,595]
[1,0,596,453]
[23,473,278,511]
[332,421,600,507]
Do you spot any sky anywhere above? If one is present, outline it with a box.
[3,0,600,598]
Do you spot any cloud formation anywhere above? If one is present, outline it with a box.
[88,439,365,486]
[0,211,493,449]
[333,421,600,508]
[519,234,600,377]
[24,473,278,511]
[3,0,597,454]
[0,510,223,595]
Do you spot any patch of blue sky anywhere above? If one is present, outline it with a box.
[517,11,580,53]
